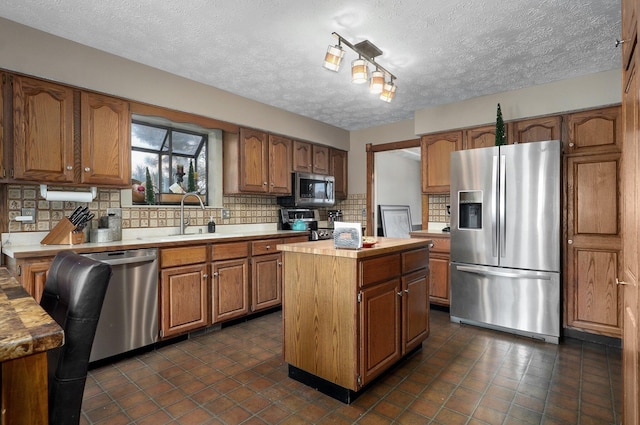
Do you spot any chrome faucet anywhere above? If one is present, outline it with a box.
[180,192,205,235]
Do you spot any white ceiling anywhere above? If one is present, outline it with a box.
[0,0,621,131]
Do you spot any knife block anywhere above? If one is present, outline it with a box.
[41,218,85,245]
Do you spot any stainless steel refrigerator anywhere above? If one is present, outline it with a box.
[449,140,561,343]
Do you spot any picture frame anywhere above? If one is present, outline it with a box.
[379,205,412,238]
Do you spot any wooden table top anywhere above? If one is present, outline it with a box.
[0,268,63,362]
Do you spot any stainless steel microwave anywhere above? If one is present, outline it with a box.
[277,172,335,208]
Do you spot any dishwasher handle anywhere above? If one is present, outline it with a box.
[84,250,157,266]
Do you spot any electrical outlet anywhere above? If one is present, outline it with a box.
[361,208,367,217]
[21,208,36,223]
[222,209,231,219]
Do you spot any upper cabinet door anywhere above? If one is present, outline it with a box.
[239,128,269,193]
[463,125,497,150]
[13,75,74,182]
[292,140,312,173]
[312,145,330,175]
[510,116,561,144]
[565,106,622,156]
[421,130,463,193]
[81,92,131,186]
[268,134,292,194]
[330,148,348,199]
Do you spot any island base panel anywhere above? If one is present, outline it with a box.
[288,365,362,404]
[287,343,423,404]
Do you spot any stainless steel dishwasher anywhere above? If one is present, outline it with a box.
[82,248,158,362]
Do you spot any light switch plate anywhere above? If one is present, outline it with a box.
[222,209,231,219]
[21,208,36,223]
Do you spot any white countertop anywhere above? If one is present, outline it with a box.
[1,224,308,259]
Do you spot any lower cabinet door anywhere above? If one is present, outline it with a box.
[429,255,450,306]
[359,278,401,387]
[212,258,249,323]
[160,264,208,338]
[403,270,429,354]
[251,253,282,311]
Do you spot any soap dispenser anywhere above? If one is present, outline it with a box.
[208,216,216,233]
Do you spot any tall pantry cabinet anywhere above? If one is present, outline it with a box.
[564,106,623,338]
[621,0,640,421]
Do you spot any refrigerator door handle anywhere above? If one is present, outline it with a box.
[499,154,506,258]
[491,155,499,257]
[455,264,553,281]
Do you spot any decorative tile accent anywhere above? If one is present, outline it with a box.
[429,194,451,223]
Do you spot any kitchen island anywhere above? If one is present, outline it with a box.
[277,237,431,403]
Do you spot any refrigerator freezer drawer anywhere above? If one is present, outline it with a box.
[450,263,560,343]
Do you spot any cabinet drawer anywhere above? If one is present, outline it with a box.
[360,254,401,287]
[429,237,450,253]
[211,242,249,261]
[402,247,429,274]
[161,245,208,268]
[252,239,283,256]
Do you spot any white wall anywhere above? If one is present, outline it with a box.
[0,18,349,150]
[374,151,421,231]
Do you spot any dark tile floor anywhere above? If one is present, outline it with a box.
[81,309,622,424]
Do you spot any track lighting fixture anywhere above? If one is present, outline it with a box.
[323,32,397,102]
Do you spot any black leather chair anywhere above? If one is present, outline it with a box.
[40,250,112,425]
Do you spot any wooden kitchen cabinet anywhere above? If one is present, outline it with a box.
[251,239,283,312]
[565,153,622,337]
[292,140,312,173]
[0,73,7,181]
[12,75,75,183]
[510,115,561,144]
[292,140,332,175]
[409,231,451,306]
[330,148,348,199]
[421,130,462,193]
[282,239,429,400]
[463,124,496,150]
[12,74,131,186]
[211,241,250,323]
[565,106,622,155]
[80,91,131,186]
[312,144,330,174]
[5,258,54,303]
[159,245,209,338]
[225,128,291,194]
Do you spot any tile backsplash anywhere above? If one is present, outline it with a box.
[7,185,367,233]
[428,194,450,223]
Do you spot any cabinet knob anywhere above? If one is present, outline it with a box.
[213,272,219,277]
[397,291,403,297]
[569,143,575,148]
[616,278,629,285]
[278,262,282,267]
[66,165,73,170]
[266,245,271,250]
[616,38,626,47]
[568,239,573,245]
[404,289,409,293]
[203,274,208,279]
[84,167,91,172]
[263,182,268,185]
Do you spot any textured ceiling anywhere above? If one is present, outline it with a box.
[0,0,621,131]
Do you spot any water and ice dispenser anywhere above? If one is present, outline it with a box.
[458,191,482,229]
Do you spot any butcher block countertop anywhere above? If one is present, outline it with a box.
[409,229,450,238]
[0,267,63,361]
[277,237,432,258]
